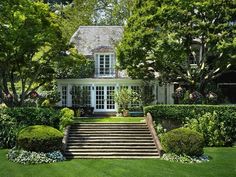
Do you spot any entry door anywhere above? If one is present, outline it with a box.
[95,86,115,111]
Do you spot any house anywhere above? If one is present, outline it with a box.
[57,26,174,114]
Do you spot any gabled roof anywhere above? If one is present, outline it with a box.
[70,26,124,56]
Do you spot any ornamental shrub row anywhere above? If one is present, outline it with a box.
[144,104,236,122]
[144,104,236,146]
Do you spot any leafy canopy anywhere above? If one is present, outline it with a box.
[0,0,64,106]
[117,0,236,94]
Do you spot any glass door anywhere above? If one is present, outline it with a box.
[95,86,116,112]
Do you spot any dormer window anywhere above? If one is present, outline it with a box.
[95,53,115,77]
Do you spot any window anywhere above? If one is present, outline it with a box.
[61,86,67,107]
[95,53,115,77]
[71,85,91,107]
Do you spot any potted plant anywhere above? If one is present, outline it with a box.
[114,88,139,117]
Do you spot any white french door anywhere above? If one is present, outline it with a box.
[95,86,116,112]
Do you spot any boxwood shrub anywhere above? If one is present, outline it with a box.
[161,128,204,156]
[17,125,63,152]
[144,104,236,146]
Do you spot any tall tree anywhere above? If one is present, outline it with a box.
[93,0,134,25]
[0,0,64,107]
[117,0,236,95]
[54,0,96,42]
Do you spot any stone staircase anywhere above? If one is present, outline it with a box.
[64,122,160,159]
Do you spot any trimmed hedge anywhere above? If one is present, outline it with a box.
[144,104,236,121]
[161,128,204,156]
[17,125,63,152]
[144,104,236,146]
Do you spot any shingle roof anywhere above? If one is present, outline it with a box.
[70,26,124,56]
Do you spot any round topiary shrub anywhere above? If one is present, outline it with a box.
[161,128,204,156]
[17,125,63,152]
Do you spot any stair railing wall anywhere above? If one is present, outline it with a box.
[145,113,164,156]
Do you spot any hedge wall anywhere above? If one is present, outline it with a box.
[144,104,236,122]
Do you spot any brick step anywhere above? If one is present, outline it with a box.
[68,134,151,137]
[70,128,148,131]
[68,130,150,134]
[65,152,159,156]
[67,140,154,143]
[73,123,145,125]
[67,142,155,146]
[71,125,147,128]
[66,148,158,152]
[66,156,159,159]
[67,136,153,140]
[66,145,157,149]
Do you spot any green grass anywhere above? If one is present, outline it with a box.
[0,148,235,177]
[74,117,145,123]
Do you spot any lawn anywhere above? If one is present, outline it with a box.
[0,147,235,177]
[74,117,145,123]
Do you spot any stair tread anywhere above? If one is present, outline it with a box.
[66,149,158,152]
[73,123,145,124]
[66,145,157,148]
[68,136,153,140]
[67,141,154,143]
[70,128,148,130]
[66,156,159,159]
[68,134,151,136]
[65,152,159,155]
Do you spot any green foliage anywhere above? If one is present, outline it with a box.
[53,0,96,41]
[0,113,20,148]
[93,0,134,25]
[0,107,60,148]
[114,88,139,110]
[4,107,60,129]
[117,0,236,94]
[55,48,94,79]
[8,148,65,164]
[144,104,236,146]
[0,0,65,107]
[17,125,63,152]
[185,112,231,147]
[140,82,155,106]
[161,128,204,156]
[59,108,74,130]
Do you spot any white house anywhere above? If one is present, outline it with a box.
[57,26,174,114]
